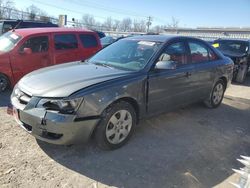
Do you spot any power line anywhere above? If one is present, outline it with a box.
[26,0,168,26]
[29,0,106,20]
[69,0,148,18]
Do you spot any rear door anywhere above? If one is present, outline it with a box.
[186,39,218,99]
[78,33,100,59]
[52,33,80,64]
[10,34,51,82]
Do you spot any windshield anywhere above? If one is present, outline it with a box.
[89,39,162,71]
[0,32,21,52]
[214,40,249,55]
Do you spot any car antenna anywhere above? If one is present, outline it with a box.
[12,20,23,32]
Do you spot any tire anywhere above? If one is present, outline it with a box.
[235,64,248,83]
[0,74,10,92]
[95,101,136,150]
[204,80,225,108]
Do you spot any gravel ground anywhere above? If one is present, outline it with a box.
[0,78,249,188]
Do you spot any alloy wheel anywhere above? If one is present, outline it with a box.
[105,110,133,144]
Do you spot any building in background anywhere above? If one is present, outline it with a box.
[164,27,250,40]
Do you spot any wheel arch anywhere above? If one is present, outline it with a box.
[218,76,228,89]
[106,97,140,124]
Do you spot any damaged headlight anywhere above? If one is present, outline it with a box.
[37,98,83,114]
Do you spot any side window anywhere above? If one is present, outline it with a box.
[158,42,187,66]
[189,42,209,63]
[208,48,218,61]
[79,34,98,48]
[54,34,78,50]
[20,36,49,53]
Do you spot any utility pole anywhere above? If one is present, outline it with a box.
[146,16,152,33]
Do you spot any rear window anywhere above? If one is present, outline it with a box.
[79,34,98,48]
[54,34,78,50]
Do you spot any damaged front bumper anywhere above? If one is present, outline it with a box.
[10,94,100,145]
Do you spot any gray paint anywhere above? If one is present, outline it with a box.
[11,35,234,145]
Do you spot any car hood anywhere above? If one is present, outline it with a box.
[18,62,132,98]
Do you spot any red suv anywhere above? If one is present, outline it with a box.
[0,28,101,91]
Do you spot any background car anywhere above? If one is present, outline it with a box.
[100,36,125,48]
[0,27,101,91]
[11,35,234,150]
[213,39,250,83]
[0,19,58,35]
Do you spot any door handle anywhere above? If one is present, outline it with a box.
[186,72,192,77]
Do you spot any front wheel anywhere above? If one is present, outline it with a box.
[204,80,225,108]
[95,101,136,150]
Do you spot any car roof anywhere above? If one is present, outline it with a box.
[11,27,94,37]
[124,35,204,43]
[0,19,54,24]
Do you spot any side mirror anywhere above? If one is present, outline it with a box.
[20,48,32,55]
[155,60,177,70]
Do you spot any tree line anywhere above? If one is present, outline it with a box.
[0,0,179,33]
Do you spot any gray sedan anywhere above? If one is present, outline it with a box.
[11,35,234,150]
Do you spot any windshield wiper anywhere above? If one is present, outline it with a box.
[92,62,114,69]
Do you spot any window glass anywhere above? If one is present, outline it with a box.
[88,40,162,71]
[54,34,78,50]
[213,40,248,54]
[0,32,21,52]
[189,42,209,63]
[79,34,98,48]
[159,42,187,66]
[208,48,218,61]
[20,36,49,53]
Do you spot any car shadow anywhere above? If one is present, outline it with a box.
[0,90,11,107]
[38,99,250,188]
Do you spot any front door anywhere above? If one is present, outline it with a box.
[147,40,196,115]
[10,35,51,83]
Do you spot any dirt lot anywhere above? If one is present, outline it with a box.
[0,78,250,188]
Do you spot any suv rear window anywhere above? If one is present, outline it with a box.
[79,34,98,48]
[54,34,78,50]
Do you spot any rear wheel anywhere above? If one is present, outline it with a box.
[0,74,10,92]
[95,101,136,150]
[204,80,225,108]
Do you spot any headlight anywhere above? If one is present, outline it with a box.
[37,98,83,114]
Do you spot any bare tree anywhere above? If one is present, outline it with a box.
[103,17,113,31]
[167,17,179,28]
[26,5,49,21]
[26,5,39,20]
[81,14,96,29]
[120,17,132,32]
[152,25,166,33]
[133,19,146,32]
[0,0,14,19]
[112,19,120,31]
